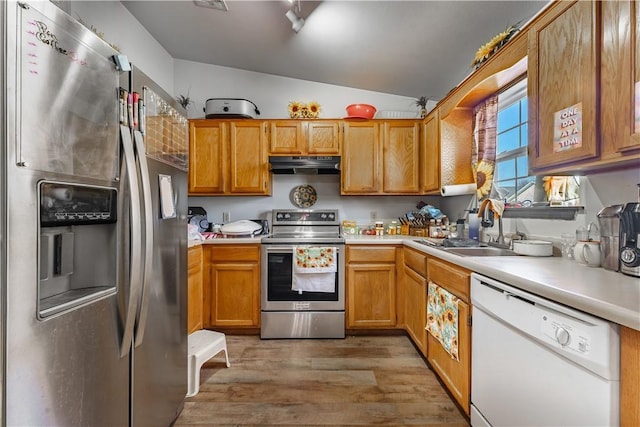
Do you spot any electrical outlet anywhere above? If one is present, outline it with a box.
[222,211,230,223]
[369,211,377,222]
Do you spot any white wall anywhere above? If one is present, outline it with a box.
[190,168,640,240]
[190,174,441,226]
[174,59,430,119]
[69,1,175,94]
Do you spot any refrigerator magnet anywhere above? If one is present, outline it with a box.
[159,174,176,219]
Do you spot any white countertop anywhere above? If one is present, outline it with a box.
[191,235,640,330]
[401,239,640,331]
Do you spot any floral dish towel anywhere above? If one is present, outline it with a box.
[294,247,337,273]
[426,281,460,361]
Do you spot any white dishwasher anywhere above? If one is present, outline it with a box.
[470,273,620,427]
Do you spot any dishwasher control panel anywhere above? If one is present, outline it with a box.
[540,313,591,354]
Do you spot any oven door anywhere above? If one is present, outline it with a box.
[261,244,345,311]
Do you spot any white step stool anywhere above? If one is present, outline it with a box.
[187,330,230,397]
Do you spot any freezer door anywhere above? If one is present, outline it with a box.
[4,2,130,426]
[132,157,188,427]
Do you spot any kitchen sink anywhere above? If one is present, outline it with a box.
[412,239,519,256]
[439,246,519,257]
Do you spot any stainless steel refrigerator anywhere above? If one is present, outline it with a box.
[1,1,188,425]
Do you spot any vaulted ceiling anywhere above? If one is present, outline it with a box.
[122,0,549,101]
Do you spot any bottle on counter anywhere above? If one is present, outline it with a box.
[375,221,384,235]
[389,221,397,235]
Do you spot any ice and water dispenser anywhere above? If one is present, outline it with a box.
[38,181,118,318]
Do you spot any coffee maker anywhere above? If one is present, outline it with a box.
[597,204,623,271]
[619,202,640,277]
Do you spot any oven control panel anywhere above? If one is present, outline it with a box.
[272,209,339,225]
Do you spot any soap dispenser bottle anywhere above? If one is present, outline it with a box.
[468,208,480,241]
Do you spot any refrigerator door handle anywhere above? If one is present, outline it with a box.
[133,130,154,347]
[120,126,144,358]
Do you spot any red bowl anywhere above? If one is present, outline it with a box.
[345,104,377,119]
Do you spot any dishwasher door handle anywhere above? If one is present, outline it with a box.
[505,292,534,305]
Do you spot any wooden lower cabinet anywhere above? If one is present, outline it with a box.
[621,326,640,426]
[187,245,204,334]
[346,245,398,328]
[403,247,427,356]
[204,245,261,328]
[426,257,471,416]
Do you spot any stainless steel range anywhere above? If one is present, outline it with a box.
[261,209,345,339]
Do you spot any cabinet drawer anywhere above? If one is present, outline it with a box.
[347,245,397,263]
[427,257,470,302]
[210,245,260,262]
[404,247,426,276]
[188,245,203,272]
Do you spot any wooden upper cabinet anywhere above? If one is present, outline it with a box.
[341,121,381,194]
[189,120,226,194]
[341,120,421,195]
[528,0,599,173]
[189,119,270,196]
[269,120,340,155]
[228,121,270,194]
[421,109,440,194]
[382,121,420,193]
[600,0,640,163]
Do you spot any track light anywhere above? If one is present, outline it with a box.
[285,8,305,33]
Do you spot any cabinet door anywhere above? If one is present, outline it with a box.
[187,246,203,334]
[404,266,427,356]
[307,121,340,155]
[382,121,420,193]
[601,0,640,160]
[188,120,226,194]
[346,263,396,328]
[528,1,599,172]
[228,121,270,194]
[422,110,441,194]
[210,261,260,327]
[341,121,380,194]
[427,299,470,415]
[269,120,304,155]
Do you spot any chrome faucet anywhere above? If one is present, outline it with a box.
[487,215,509,249]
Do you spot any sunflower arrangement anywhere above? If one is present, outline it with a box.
[472,24,520,69]
[288,101,321,118]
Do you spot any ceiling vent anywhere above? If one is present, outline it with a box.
[193,0,228,12]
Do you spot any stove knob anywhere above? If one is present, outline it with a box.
[284,213,291,219]
[321,213,327,219]
[555,327,571,346]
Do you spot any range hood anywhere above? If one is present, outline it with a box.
[269,156,340,175]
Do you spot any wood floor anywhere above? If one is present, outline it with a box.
[175,334,469,426]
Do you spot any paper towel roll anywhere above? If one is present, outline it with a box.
[440,183,476,197]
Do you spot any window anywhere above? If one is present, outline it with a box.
[493,79,580,206]
[494,79,534,203]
